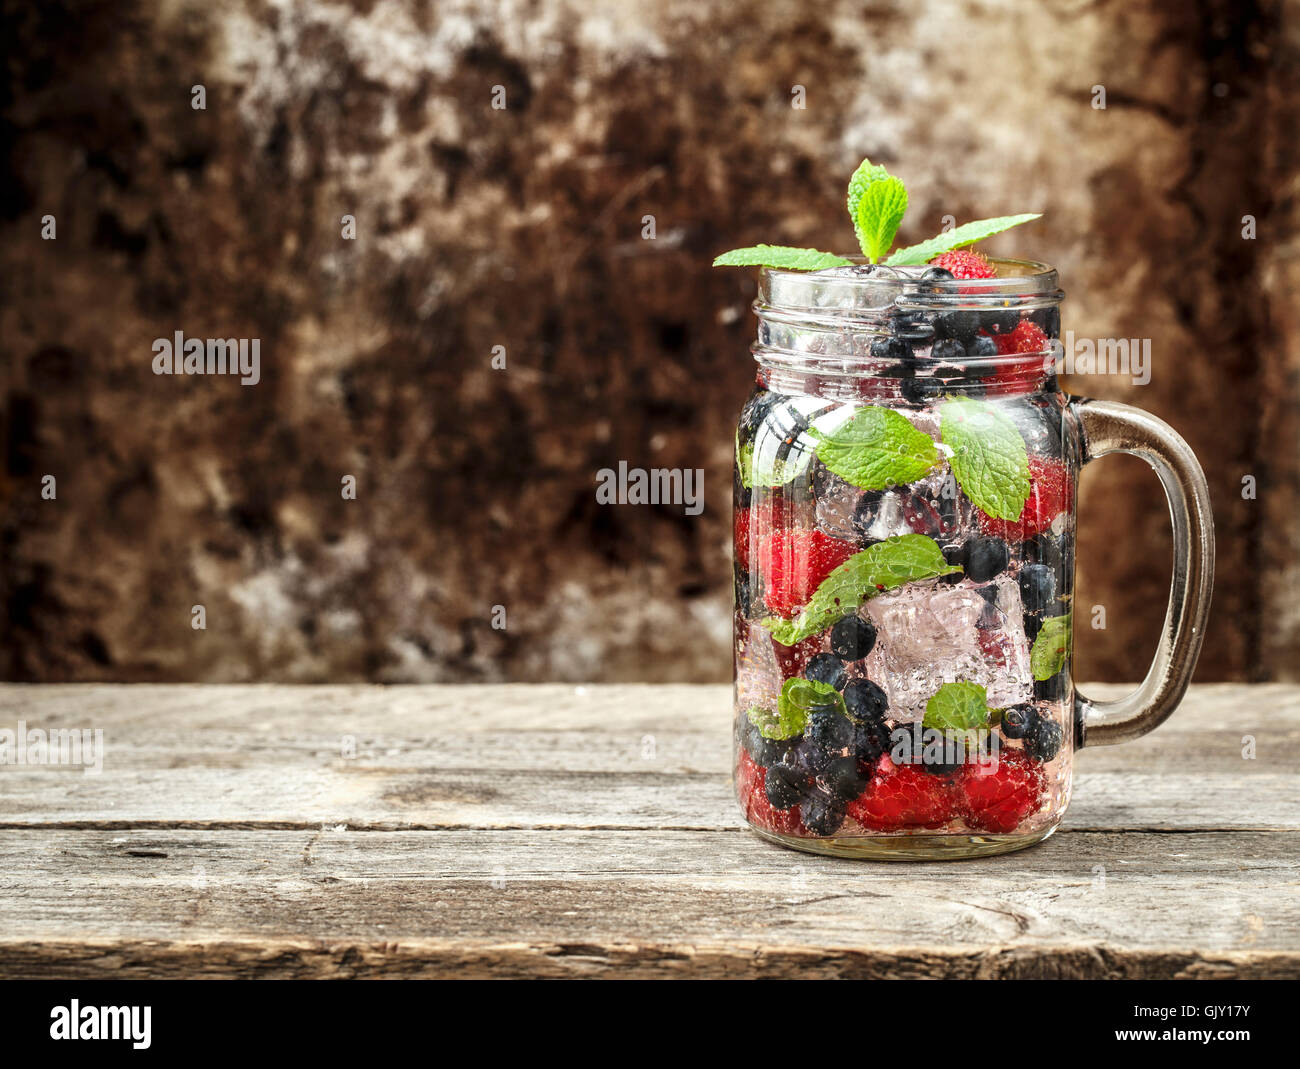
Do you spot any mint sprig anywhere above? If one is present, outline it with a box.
[811,406,938,490]
[713,160,1041,270]
[923,681,994,732]
[885,214,1043,266]
[712,246,852,271]
[763,534,960,646]
[1030,615,1072,681]
[939,396,1031,521]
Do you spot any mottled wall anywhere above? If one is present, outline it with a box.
[1,0,1296,682]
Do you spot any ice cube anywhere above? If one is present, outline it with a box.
[735,621,783,713]
[859,575,1032,721]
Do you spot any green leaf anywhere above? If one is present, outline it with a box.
[713,245,854,270]
[811,406,938,490]
[763,534,961,646]
[885,213,1043,266]
[736,436,754,489]
[923,681,993,732]
[749,680,845,739]
[1030,614,1072,681]
[846,158,893,257]
[940,396,1031,521]
[853,176,909,263]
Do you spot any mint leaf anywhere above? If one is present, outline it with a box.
[713,245,853,270]
[736,436,754,489]
[763,534,961,646]
[885,213,1043,266]
[1030,614,1071,681]
[747,702,797,741]
[811,406,938,490]
[940,396,1031,521]
[854,177,908,263]
[923,681,993,732]
[846,158,892,257]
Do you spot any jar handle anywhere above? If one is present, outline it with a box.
[1070,398,1215,747]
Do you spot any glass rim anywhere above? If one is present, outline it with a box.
[758,257,1063,317]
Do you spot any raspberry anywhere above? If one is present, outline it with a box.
[757,528,856,617]
[986,320,1050,391]
[928,249,997,280]
[772,632,825,680]
[737,750,805,836]
[733,507,751,571]
[993,319,1049,356]
[958,749,1045,833]
[979,455,1073,541]
[846,754,957,830]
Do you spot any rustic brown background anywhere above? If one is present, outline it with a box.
[1,0,1296,683]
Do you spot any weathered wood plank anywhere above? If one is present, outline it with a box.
[0,684,1295,831]
[0,828,1295,979]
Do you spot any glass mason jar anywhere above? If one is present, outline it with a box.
[732,260,1214,859]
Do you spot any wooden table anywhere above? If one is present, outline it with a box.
[0,684,1296,979]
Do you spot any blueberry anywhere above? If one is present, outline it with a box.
[980,309,1021,335]
[1023,614,1043,642]
[1023,716,1064,762]
[1034,672,1068,702]
[940,543,964,585]
[900,374,944,406]
[1031,307,1061,338]
[870,336,913,364]
[1018,563,1057,614]
[922,754,963,776]
[1025,532,1063,570]
[844,678,890,725]
[742,719,790,767]
[965,333,998,359]
[765,762,807,810]
[821,755,868,801]
[806,707,854,757]
[805,652,848,691]
[933,310,980,342]
[930,337,967,364]
[800,795,847,836]
[1000,704,1040,740]
[961,536,1010,582]
[782,740,824,776]
[740,390,784,437]
[809,460,842,504]
[852,718,891,763]
[1019,409,1063,456]
[901,491,960,539]
[734,465,751,509]
[919,266,955,284]
[830,614,877,661]
[890,311,935,344]
[734,564,753,616]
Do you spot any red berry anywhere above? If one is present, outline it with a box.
[757,529,856,617]
[846,754,957,830]
[958,749,1046,833]
[771,632,826,680]
[734,507,751,571]
[928,249,997,280]
[988,320,1050,391]
[994,319,1049,356]
[737,751,805,835]
[979,455,1073,541]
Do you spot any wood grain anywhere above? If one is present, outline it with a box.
[0,684,1296,978]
